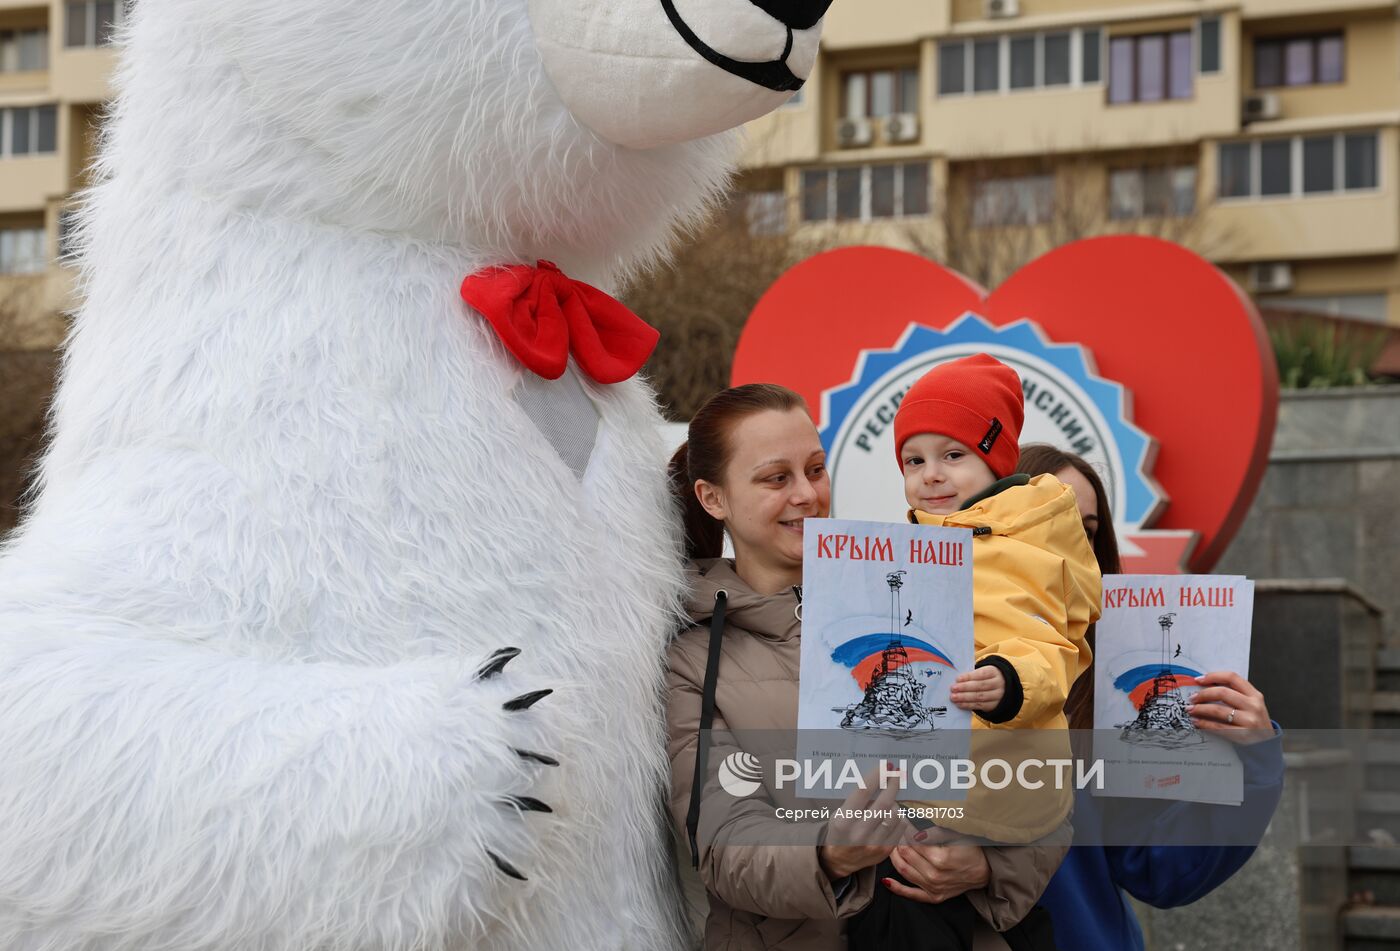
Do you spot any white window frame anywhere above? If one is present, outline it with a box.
[971,174,1056,228]
[1216,131,1382,202]
[938,26,1099,98]
[0,225,48,275]
[801,163,932,224]
[1197,16,1223,76]
[0,105,58,158]
[1109,165,1198,219]
[65,0,128,49]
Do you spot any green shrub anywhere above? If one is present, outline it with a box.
[1269,319,1385,389]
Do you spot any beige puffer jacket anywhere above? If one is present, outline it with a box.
[666,559,1070,951]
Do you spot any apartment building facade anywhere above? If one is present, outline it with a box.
[740,0,1400,327]
[1,1,1397,338]
[0,0,118,348]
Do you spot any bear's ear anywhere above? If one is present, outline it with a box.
[526,0,829,150]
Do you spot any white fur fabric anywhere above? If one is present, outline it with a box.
[0,0,785,947]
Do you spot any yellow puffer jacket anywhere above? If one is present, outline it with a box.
[909,472,1102,842]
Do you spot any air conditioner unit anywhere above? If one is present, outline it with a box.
[985,0,1021,18]
[884,113,921,143]
[836,117,873,148]
[1242,92,1281,124]
[1250,262,1293,293]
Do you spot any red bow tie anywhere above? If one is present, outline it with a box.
[461,260,659,385]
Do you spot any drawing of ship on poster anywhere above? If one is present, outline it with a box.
[1093,575,1253,803]
[833,570,950,737]
[1114,612,1206,750]
[797,518,974,780]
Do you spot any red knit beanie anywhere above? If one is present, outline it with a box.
[893,353,1025,479]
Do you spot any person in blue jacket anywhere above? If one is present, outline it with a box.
[1017,445,1284,951]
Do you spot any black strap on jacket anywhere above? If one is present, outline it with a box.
[686,590,728,868]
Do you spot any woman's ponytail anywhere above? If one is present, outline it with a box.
[669,383,808,564]
[668,441,725,561]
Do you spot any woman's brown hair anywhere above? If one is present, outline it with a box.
[1015,443,1121,732]
[668,384,808,561]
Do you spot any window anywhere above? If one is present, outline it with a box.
[973,39,999,93]
[0,226,46,275]
[940,27,1100,97]
[1345,132,1378,190]
[800,163,931,224]
[743,192,787,236]
[1109,166,1197,219]
[1218,131,1379,199]
[1254,34,1344,88]
[1109,31,1193,104]
[801,169,828,222]
[2,106,58,157]
[1082,29,1102,84]
[57,207,81,261]
[1301,136,1335,194]
[1199,18,1221,74]
[1044,33,1071,86]
[1010,35,1036,89]
[0,29,49,73]
[972,175,1055,227]
[1259,139,1291,196]
[1219,142,1252,198]
[65,0,127,48]
[842,67,919,118]
[835,167,861,220]
[938,41,967,95]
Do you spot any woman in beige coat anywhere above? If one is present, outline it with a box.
[665,384,1069,950]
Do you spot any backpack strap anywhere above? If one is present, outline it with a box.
[686,589,728,868]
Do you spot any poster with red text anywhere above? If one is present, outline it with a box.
[796,518,974,797]
[1093,574,1254,804]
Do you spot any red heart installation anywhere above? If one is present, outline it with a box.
[731,237,1279,573]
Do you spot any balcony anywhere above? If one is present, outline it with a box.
[1204,126,1400,262]
[1242,15,1400,128]
[928,18,1241,158]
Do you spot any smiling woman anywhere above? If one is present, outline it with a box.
[663,385,1067,950]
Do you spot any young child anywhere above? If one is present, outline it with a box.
[897,353,1100,745]
[888,353,1100,843]
[849,354,1097,948]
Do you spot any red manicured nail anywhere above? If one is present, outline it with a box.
[914,830,928,842]
[883,877,897,889]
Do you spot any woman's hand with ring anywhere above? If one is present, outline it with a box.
[1188,671,1274,745]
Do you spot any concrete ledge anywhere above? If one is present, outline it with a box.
[1272,448,1400,463]
[1351,847,1400,871]
[1344,906,1400,940]
[1254,578,1384,615]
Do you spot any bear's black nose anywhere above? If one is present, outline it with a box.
[749,0,835,32]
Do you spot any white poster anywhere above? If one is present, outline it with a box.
[1093,575,1254,804]
[796,518,975,798]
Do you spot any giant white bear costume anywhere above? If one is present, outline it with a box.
[0,1,832,948]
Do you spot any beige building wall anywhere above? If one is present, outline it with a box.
[0,0,116,349]
[739,0,1400,328]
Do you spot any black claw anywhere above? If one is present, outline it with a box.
[503,688,552,712]
[514,748,560,767]
[501,795,554,814]
[476,647,522,681]
[488,850,528,882]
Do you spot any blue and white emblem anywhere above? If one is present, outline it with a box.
[818,314,1164,534]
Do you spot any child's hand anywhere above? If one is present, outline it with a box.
[950,666,1004,713]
